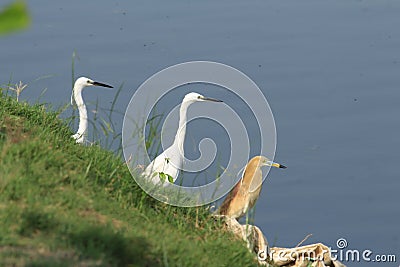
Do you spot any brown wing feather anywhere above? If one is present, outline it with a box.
[216,156,263,216]
[241,157,260,190]
[217,180,241,215]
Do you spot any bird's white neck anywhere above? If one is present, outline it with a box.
[173,101,190,154]
[73,88,88,141]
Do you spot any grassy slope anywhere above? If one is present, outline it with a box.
[0,95,258,267]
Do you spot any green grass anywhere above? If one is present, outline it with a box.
[0,94,258,266]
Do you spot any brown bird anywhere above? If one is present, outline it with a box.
[216,156,286,219]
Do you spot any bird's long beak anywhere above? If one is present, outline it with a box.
[267,161,287,169]
[92,81,114,88]
[202,96,223,102]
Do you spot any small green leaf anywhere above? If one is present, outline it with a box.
[158,172,166,182]
[305,259,315,267]
[166,174,174,183]
[0,1,31,36]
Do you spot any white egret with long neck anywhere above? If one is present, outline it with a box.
[71,77,113,144]
[142,92,223,185]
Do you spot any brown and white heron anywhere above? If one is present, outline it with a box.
[216,155,286,219]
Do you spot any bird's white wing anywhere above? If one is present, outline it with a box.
[142,147,181,185]
[143,152,167,179]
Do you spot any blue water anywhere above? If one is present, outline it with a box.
[2,1,399,266]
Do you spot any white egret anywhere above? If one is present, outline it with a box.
[71,77,113,144]
[142,92,223,185]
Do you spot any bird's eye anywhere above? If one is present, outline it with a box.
[197,96,201,99]
[87,80,91,83]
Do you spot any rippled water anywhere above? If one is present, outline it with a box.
[2,1,399,265]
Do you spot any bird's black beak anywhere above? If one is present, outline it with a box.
[269,161,287,169]
[92,81,113,88]
[202,97,223,102]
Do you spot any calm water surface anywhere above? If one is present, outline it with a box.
[2,1,399,266]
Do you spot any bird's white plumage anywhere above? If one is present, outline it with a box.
[144,145,183,185]
[142,92,222,185]
[71,77,113,144]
